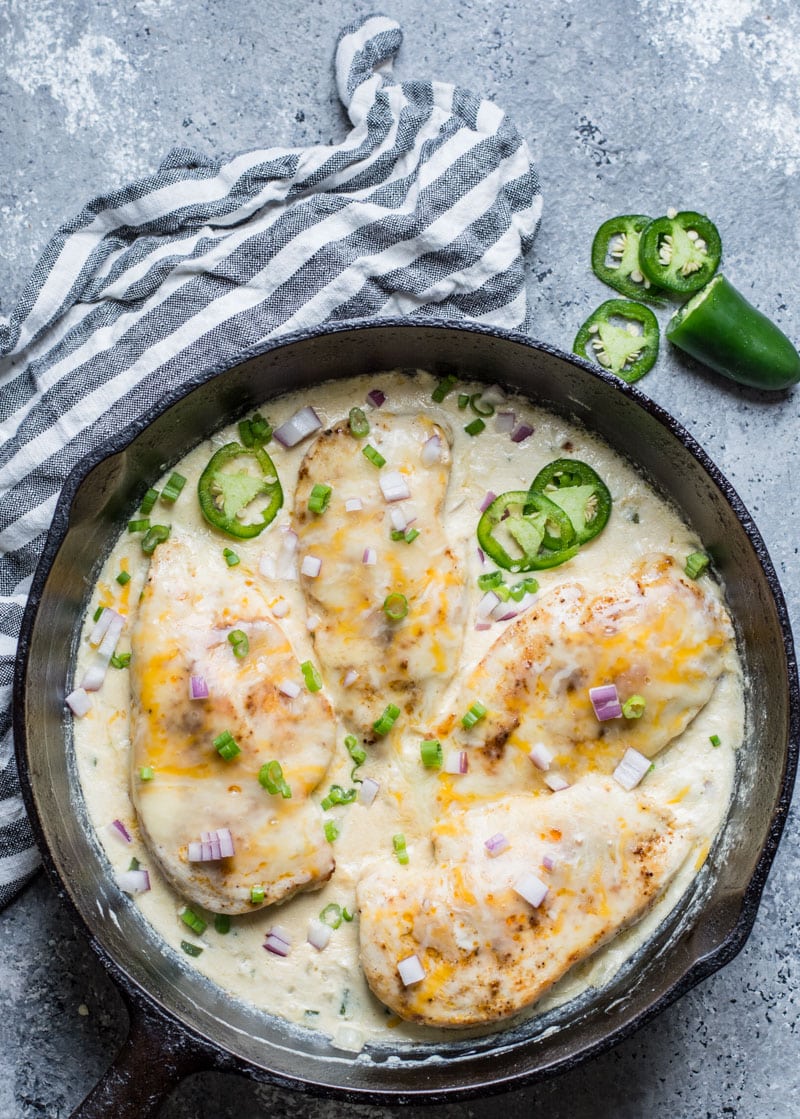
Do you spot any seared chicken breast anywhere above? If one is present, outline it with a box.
[294,413,467,741]
[130,537,336,914]
[435,553,732,807]
[357,776,691,1027]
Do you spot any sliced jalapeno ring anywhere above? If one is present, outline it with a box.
[574,299,659,384]
[198,442,283,540]
[638,211,721,295]
[477,491,579,573]
[590,214,667,305]
[528,458,612,546]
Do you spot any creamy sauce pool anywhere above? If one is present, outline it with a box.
[71,370,742,1052]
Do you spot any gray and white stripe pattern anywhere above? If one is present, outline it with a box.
[0,14,542,908]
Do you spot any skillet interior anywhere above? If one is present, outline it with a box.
[14,321,799,1101]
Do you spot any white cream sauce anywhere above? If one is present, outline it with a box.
[71,370,742,1052]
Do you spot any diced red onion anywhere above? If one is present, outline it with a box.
[390,507,408,532]
[307,918,332,951]
[421,434,444,466]
[541,852,557,872]
[306,613,321,632]
[494,411,516,434]
[479,490,497,513]
[514,872,548,908]
[188,827,235,862]
[264,934,291,956]
[272,599,290,618]
[511,423,534,444]
[116,869,150,895]
[88,607,114,647]
[484,832,509,857]
[270,924,291,944]
[474,620,493,632]
[97,612,125,659]
[276,528,298,579]
[529,743,552,771]
[259,551,277,579]
[491,603,519,622]
[444,750,468,775]
[359,777,380,806]
[301,554,322,578]
[397,953,426,986]
[345,497,363,513]
[589,683,622,722]
[481,384,507,407]
[66,687,91,717]
[515,592,538,615]
[544,773,569,792]
[366,388,386,408]
[189,675,209,700]
[273,406,322,448]
[362,547,377,566]
[477,591,501,619]
[342,669,359,688]
[279,680,301,699]
[80,659,109,693]
[81,610,126,692]
[216,828,235,858]
[108,819,133,845]
[380,470,411,503]
[613,747,651,791]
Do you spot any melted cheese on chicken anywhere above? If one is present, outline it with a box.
[357,776,691,1027]
[294,413,467,740]
[130,537,336,914]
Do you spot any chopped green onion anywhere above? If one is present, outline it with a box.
[431,374,458,403]
[710,734,722,747]
[320,902,344,929]
[685,551,710,579]
[320,784,358,810]
[140,488,159,515]
[342,907,354,922]
[508,577,539,601]
[390,526,420,543]
[464,418,486,437]
[181,940,203,957]
[258,760,292,798]
[214,730,241,761]
[223,547,240,567]
[362,444,386,468]
[92,606,104,622]
[622,694,646,719]
[142,524,170,555]
[111,652,132,669]
[250,413,272,445]
[420,739,443,768]
[139,765,154,781]
[308,482,333,515]
[494,583,511,602]
[373,703,400,736]
[324,820,339,843]
[116,570,132,586]
[214,914,231,934]
[161,472,187,504]
[392,833,409,865]
[227,629,249,658]
[345,733,366,767]
[469,393,495,417]
[250,885,265,904]
[349,407,370,438]
[383,592,409,621]
[128,518,150,533]
[128,857,140,871]
[457,393,470,410]
[301,660,323,693]
[180,906,207,935]
[238,418,254,446]
[461,700,487,729]
[477,570,504,591]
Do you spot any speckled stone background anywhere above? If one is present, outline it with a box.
[1,1,799,1117]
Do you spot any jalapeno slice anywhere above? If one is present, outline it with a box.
[198,442,283,539]
[574,299,659,383]
[477,491,579,573]
[638,211,721,295]
[527,459,612,546]
[591,214,667,305]
[667,274,800,391]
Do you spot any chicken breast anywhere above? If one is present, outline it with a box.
[130,537,336,914]
[294,413,467,741]
[434,553,733,808]
[357,776,691,1027]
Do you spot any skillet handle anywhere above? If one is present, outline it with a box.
[70,999,211,1118]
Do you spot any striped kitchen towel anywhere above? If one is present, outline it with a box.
[0,14,542,908]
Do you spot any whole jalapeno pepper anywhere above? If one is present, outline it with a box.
[638,211,721,295]
[667,274,800,391]
[198,443,283,539]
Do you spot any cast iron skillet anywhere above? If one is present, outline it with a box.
[14,321,799,1116]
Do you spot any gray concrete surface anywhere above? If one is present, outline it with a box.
[1,0,799,1116]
